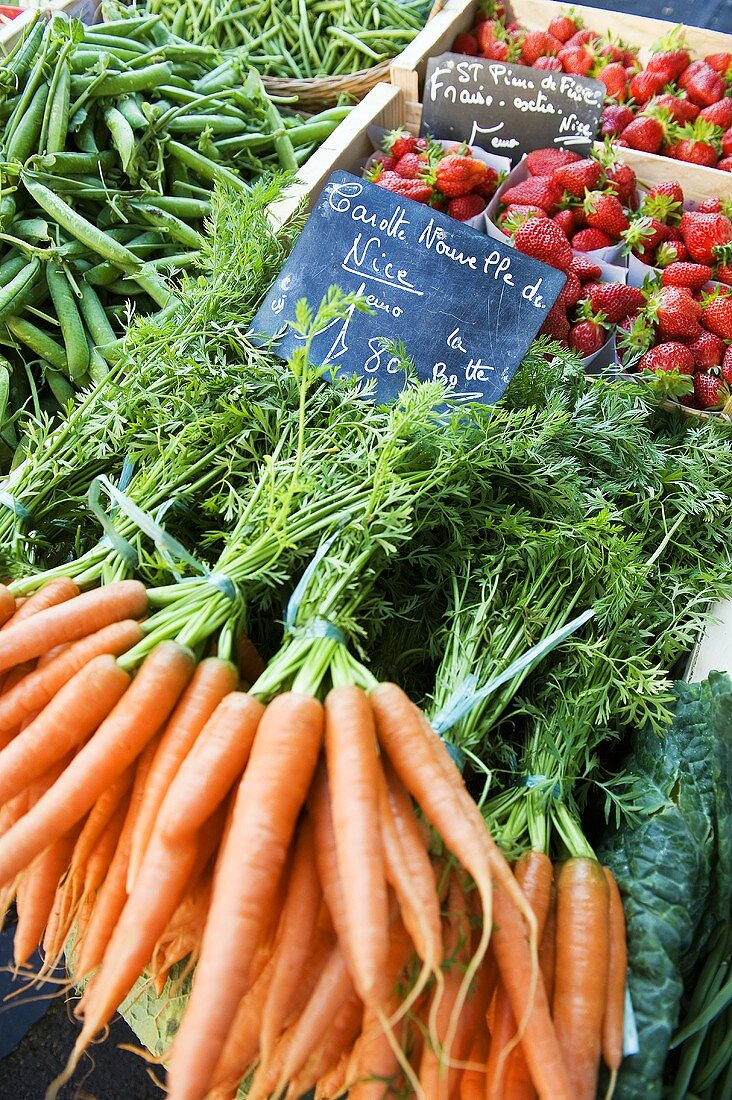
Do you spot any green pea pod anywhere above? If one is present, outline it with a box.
[0,253,27,285]
[93,63,173,98]
[6,315,68,373]
[45,366,76,406]
[131,202,204,250]
[0,358,10,426]
[45,262,90,381]
[45,61,71,155]
[78,280,117,354]
[0,197,17,230]
[0,257,41,326]
[6,79,50,165]
[32,150,117,176]
[104,106,137,177]
[115,94,148,130]
[168,140,249,194]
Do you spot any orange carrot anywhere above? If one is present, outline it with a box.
[0,661,36,750]
[0,619,142,736]
[2,578,80,629]
[459,1028,490,1100]
[316,1050,351,1099]
[13,826,80,966]
[309,762,353,961]
[0,579,147,674]
[76,736,160,977]
[70,766,135,878]
[166,691,324,1100]
[0,654,131,805]
[126,657,238,890]
[288,991,363,1099]
[237,632,266,685]
[0,642,194,888]
[553,858,610,1100]
[0,583,16,626]
[260,815,321,1066]
[540,881,557,1005]
[602,866,626,1089]
[325,684,389,1007]
[151,871,212,995]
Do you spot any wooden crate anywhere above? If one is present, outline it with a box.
[686,600,732,680]
[596,146,732,204]
[391,0,732,108]
[0,0,100,52]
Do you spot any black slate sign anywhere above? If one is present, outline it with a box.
[251,171,566,405]
[422,54,604,160]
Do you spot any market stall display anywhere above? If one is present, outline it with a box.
[0,2,730,1100]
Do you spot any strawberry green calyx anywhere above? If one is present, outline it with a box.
[617,313,655,368]
[655,241,683,267]
[640,191,683,225]
[651,24,688,55]
[622,215,661,255]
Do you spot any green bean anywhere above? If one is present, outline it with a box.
[6,315,68,373]
[45,261,90,380]
[0,257,40,326]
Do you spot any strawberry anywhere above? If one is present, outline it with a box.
[688,330,725,369]
[680,210,732,264]
[558,46,594,75]
[622,116,664,152]
[670,119,723,166]
[661,262,713,291]
[534,56,563,70]
[653,285,702,338]
[525,148,580,176]
[552,157,603,196]
[584,191,629,239]
[694,372,728,409]
[498,203,547,233]
[572,227,614,251]
[484,39,511,61]
[629,69,666,104]
[599,104,635,137]
[701,289,732,339]
[623,215,669,259]
[585,282,645,323]
[476,20,502,53]
[447,193,487,221]
[683,64,726,107]
[569,320,606,356]
[650,93,699,124]
[513,218,573,271]
[553,209,577,236]
[699,98,732,129]
[452,32,479,55]
[724,128,732,157]
[558,272,582,308]
[375,173,433,204]
[722,344,732,383]
[655,239,688,264]
[696,198,723,213]
[639,342,695,374]
[646,49,691,82]
[706,52,732,74]
[521,30,562,65]
[539,299,570,341]
[604,162,638,208]
[715,249,732,284]
[386,131,417,159]
[548,15,579,43]
[566,29,597,49]
[596,62,628,100]
[679,59,710,89]
[719,156,732,172]
[499,176,561,212]
[434,154,488,198]
[569,255,603,281]
[394,152,428,179]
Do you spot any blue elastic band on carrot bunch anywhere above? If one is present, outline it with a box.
[0,489,30,520]
[520,774,562,799]
[284,525,347,646]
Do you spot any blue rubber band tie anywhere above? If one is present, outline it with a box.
[285,526,347,645]
[520,774,562,799]
[0,489,30,520]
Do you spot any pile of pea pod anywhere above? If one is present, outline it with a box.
[145,0,433,77]
[0,9,350,465]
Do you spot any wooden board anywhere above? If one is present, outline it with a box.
[596,145,732,203]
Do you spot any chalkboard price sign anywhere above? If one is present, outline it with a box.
[251,171,566,406]
[422,54,604,160]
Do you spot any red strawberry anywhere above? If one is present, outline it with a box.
[572,227,614,251]
[696,198,722,213]
[525,148,580,176]
[586,282,645,323]
[629,69,666,104]
[548,15,579,43]
[499,176,561,212]
[694,372,728,408]
[552,157,603,197]
[394,152,428,179]
[534,56,563,70]
[670,119,723,166]
[683,64,726,107]
[680,210,732,264]
[569,320,606,356]
[639,342,695,374]
[650,93,699,124]
[521,31,562,65]
[434,154,488,198]
[606,163,637,207]
[539,299,570,341]
[661,262,713,291]
[646,49,691,81]
[679,59,710,89]
[447,193,487,221]
[622,116,664,152]
[499,203,547,231]
[513,218,573,272]
[719,156,732,171]
[655,239,688,265]
[375,173,433,204]
[558,46,594,75]
[553,209,577,236]
[654,285,703,338]
[569,255,603,281]
[558,272,582,308]
[596,62,628,100]
[452,32,479,56]
[701,289,732,339]
[386,131,417,159]
[688,329,725,369]
[715,249,732,284]
[722,345,732,383]
[600,104,635,137]
[566,29,597,49]
[473,166,500,200]
[484,39,511,61]
[476,20,501,53]
[706,52,732,74]
[699,98,732,129]
[584,191,629,239]
[368,153,397,177]
[724,128,732,156]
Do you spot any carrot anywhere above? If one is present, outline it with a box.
[288,991,363,1099]
[539,880,557,1004]
[553,857,610,1100]
[2,578,80,630]
[309,761,354,963]
[125,657,238,890]
[0,583,16,626]
[0,619,143,736]
[75,736,160,977]
[0,654,131,806]
[0,579,148,674]
[602,866,627,1094]
[458,1028,489,1100]
[237,632,266,684]
[13,826,80,966]
[260,815,322,1067]
[316,1050,351,1099]
[325,684,389,1007]
[0,642,194,889]
[151,870,212,995]
[0,661,37,750]
[70,766,135,879]
[166,691,324,1100]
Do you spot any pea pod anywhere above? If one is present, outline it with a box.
[45,261,90,381]
[78,280,118,356]
[45,366,77,405]
[168,141,249,194]
[44,60,71,155]
[93,62,174,98]
[6,314,68,373]
[130,202,205,250]
[0,257,41,326]
[6,80,50,164]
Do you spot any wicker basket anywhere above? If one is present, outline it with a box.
[262,0,446,113]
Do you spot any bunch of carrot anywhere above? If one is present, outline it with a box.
[0,565,624,1100]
